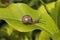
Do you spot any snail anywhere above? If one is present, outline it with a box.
[22,15,40,24]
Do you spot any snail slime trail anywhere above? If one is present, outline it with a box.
[22,15,40,25]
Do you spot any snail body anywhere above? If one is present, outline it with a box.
[22,15,40,24]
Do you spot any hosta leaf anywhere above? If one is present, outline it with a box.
[45,2,55,12]
[10,30,22,40]
[5,19,40,32]
[3,24,14,36]
[6,25,14,36]
[56,0,60,29]
[46,2,57,23]
[0,3,58,35]
[0,3,40,32]
[38,2,55,12]
[38,2,57,22]
[50,8,58,24]
[52,30,60,40]
[51,0,60,40]
[24,36,29,40]
[39,31,50,40]
[37,4,58,35]
[0,3,38,20]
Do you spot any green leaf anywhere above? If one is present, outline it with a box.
[38,2,56,22]
[0,3,58,35]
[55,0,60,29]
[10,30,22,40]
[5,19,40,32]
[52,30,60,40]
[6,25,14,36]
[39,31,50,40]
[37,3,58,35]
[0,3,40,32]
[3,24,14,36]
[51,0,60,40]
[46,2,55,12]
[0,3,39,20]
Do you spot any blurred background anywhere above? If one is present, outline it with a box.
[13,0,56,9]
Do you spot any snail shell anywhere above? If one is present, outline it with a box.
[22,15,40,24]
[22,15,33,24]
